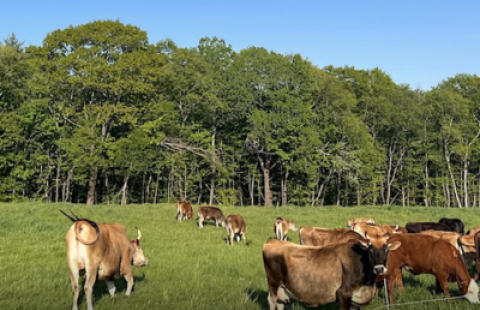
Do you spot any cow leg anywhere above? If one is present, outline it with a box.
[124,272,134,296]
[394,268,404,292]
[105,280,116,297]
[338,295,353,310]
[68,263,80,310]
[83,264,98,310]
[242,232,247,244]
[198,215,204,228]
[387,275,396,305]
[435,276,450,298]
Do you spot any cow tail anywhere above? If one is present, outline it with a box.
[275,220,283,240]
[475,231,480,280]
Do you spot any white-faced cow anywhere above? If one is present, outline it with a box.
[225,214,246,245]
[197,206,225,228]
[176,201,194,221]
[61,210,148,310]
[263,238,400,310]
[274,217,297,241]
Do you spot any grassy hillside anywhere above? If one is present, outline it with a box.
[1,203,480,309]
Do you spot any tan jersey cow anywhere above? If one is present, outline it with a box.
[347,217,375,229]
[197,206,226,228]
[176,201,194,221]
[351,222,403,238]
[274,217,297,241]
[263,238,400,310]
[299,226,363,246]
[225,214,246,245]
[61,210,148,310]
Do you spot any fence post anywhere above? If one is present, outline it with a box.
[384,278,390,310]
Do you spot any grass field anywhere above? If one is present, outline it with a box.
[2,203,480,310]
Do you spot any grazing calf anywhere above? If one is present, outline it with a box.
[61,210,148,310]
[384,233,479,305]
[273,217,297,241]
[176,201,194,221]
[439,217,465,234]
[263,237,399,310]
[347,217,375,229]
[225,214,246,245]
[299,227,362,246]
[197,206,225,228]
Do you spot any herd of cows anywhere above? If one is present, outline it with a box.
[60,204,480,310]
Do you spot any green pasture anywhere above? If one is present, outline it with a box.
[2,203,480,309]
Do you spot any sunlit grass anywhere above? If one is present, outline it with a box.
[1,202,480,309]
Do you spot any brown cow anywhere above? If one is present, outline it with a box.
[61,210,148,310]
[273,217,297,241]
[225,214,246,245]
[176,201,194,221]
[197,206,225,228]
[384,233,479,305]
[263,238,400,310]
[467,227,480,235]
[299,227,362,246]
[347,217,375,229]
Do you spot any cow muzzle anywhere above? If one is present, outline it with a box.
[373,264,387,275]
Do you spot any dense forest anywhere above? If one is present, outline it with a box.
[1,20,479,207]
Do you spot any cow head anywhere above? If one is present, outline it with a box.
[460,279,480,303]
[357,233,401,275]
[131,227,149,267]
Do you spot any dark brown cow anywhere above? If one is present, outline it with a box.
[438,217,465,234]
[61,210,148,310]
[176,201,194,221]
[197,206,225,228]
[225,214,246,245]
[383,233,479,305]
[273,217,297,241]
[405,221,453,233]
[263,238,400,310]
[299,227,362,246]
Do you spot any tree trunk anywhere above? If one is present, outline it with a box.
[64,167,74,202]
[121,173,129,206]
[336,172,341,206]
[87,166,98,205]
[258,156,273,207]
[281,168,289,206]
[154,172,160,204]
[463,158,469,208]
[444,140,462,208]
[209,125,216,205]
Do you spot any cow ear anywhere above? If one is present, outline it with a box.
[356,239,370,250]
[388,241,401,251]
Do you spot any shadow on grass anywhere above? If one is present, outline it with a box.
[245,288,341,310]
[75,273,146,308]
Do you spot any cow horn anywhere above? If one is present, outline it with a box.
[136,227,142,240]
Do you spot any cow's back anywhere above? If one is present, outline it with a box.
[299,226,360,246]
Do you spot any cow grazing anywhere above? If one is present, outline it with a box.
[60,210,148,310]
[197,206,225,228]
[263,237,400,310]
[347,217,375,229]
[225,214,246,245]
[299,227,362,246]
[467,227,480,236]
[176,201,194,221]
[405,221,453,233]
[351,222,402,238]
[383,233,479,305]
[439,217,465,234]
[274,217,297,241]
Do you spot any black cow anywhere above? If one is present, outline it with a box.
[406,222,453,234]
[439,217,465,234]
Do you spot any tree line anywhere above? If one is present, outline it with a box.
[1,20,479,207]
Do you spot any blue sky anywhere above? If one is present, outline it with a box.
[1,0,478,90]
